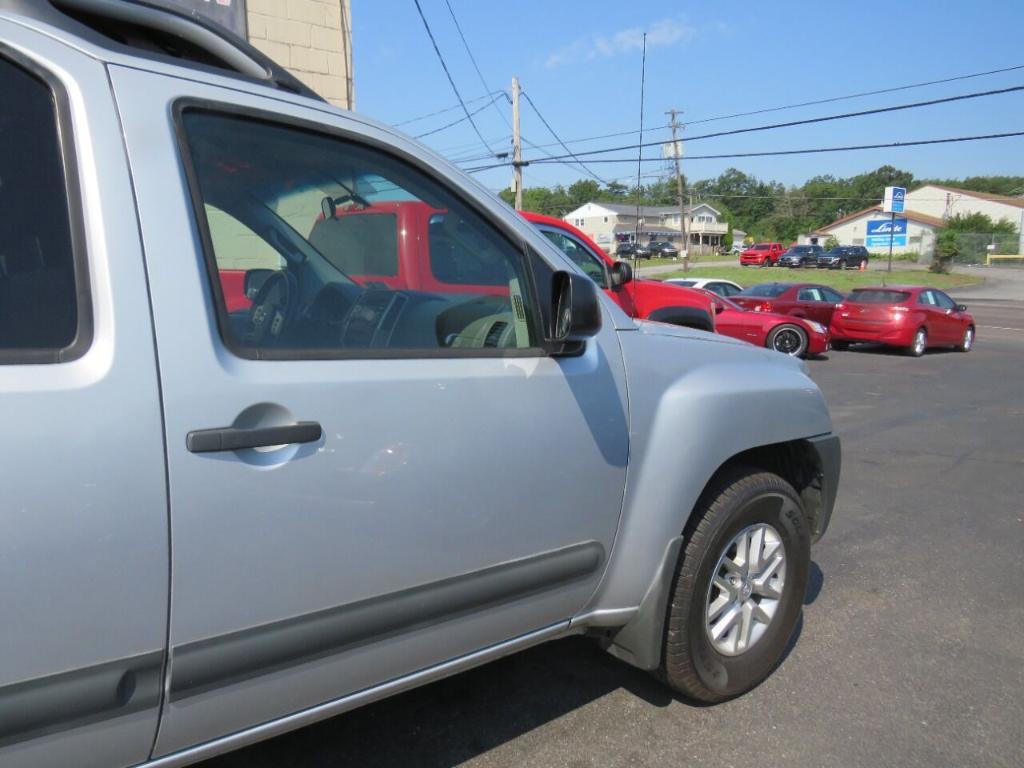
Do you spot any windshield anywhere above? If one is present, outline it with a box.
[824,248,845,256]
[669,280,696,287]
[849,289,912,304]
[785,246,812,253]
[753,244,770,250]
[739,283,789,298]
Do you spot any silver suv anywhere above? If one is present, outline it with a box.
[0,3,839,767]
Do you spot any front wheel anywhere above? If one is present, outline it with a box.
[662,468,811,703]
[767,324,808,357]
[958,326,975,352]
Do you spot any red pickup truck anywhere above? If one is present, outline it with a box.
[222,204,715,333]
[522,212,715,332]
[739,242,785,267]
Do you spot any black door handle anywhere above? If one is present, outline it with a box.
[186,421,322,453]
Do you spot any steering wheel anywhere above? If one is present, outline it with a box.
[248,271,297,346]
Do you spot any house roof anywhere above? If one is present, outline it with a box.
[911,183,1024,210]
[813,205,946,234]
[572,201,720,217]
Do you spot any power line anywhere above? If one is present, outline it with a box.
[413,92,508,140]
[465,130,1024,171]
[523,84,1024,162]
[520,90,610,185]
[412,0,496,156]
[393,89,506,128]
[442,0,513,130]
[504,63,1024,154]
[683,63,1024,128]
[529,130,1024,165]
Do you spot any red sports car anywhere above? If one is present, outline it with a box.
[701,291,830,357]
[830,286,975,356]
[730,282,845,325]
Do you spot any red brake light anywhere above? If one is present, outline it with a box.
[753,302,772,312]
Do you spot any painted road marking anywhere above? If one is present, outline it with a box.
[979,325,1024,332]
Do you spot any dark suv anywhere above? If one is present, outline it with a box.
[778,245,823,268]
[817,246,869,269]
[648,240,680,258]
[616,242,652,258]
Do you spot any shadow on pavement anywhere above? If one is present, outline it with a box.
[202,636,673,768]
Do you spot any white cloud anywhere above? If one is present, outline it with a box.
[545,17,696,69]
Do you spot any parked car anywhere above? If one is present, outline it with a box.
[701,292,830,357]
[0,3,840,766]
[665,277,744,298]
[524,213,715,331]
[648,240,680,258]
[729,243,746,255]
[731,282,846,326]
[778,245,824,268]
[615,241,652,259]
[830,286,975,356]
[739,242,786,267]
[817,245,869,270]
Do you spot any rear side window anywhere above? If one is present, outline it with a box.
[0,55,88,362]
[740,284,788,298]
[850,290,911,304]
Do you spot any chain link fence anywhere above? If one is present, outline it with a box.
[953,233,1022,265]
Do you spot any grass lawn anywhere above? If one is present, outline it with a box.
[649,266,982,293]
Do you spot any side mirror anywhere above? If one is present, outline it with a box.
[548,271,601,353]
[956,304,968,312]
[713,299,726,315]
[610,260,633,287]
[244,268,274,300]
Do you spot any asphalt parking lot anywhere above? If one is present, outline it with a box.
[203,299,1023,768]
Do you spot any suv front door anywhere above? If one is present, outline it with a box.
[112,70,629,757]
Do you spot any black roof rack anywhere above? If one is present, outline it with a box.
[0,0,326,102]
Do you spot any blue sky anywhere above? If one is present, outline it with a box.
[353,1,1024,193]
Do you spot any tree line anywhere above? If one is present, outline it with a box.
[499,167,1024,243]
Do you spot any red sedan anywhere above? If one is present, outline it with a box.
[731,282,845,325]
[830,286,976,356]
[701,291,830,357]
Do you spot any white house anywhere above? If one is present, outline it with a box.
[905,184,1024,229]
[563,202,728,253]
[809,206,945,259]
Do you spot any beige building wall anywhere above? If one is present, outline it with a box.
[905,185,1024,227]
[246,0,354,109]
[821,211,937,256]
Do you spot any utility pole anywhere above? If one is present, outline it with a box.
[511,75,522,211]
[666,108,688,271]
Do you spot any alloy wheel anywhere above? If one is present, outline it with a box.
[704,524,787,656]
[772,328,805,356]
[913,329,927,355]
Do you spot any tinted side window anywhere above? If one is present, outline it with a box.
[917,291,937,306]
[821,288,844,303]
[179,110,538,357]
[933,291,957,310]
[0,56,86,361]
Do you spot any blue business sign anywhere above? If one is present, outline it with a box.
[866,218,908,248]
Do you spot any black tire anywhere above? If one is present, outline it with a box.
[831,340,850,351]
[663,467,810,703]
[766,324,808,357]
[905,327,927,357]
[957,325,975,352]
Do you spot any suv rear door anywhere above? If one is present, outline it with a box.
[111,69,629,757]
[0,29,168,768]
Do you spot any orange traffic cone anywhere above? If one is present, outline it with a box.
[859,259,867,271]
